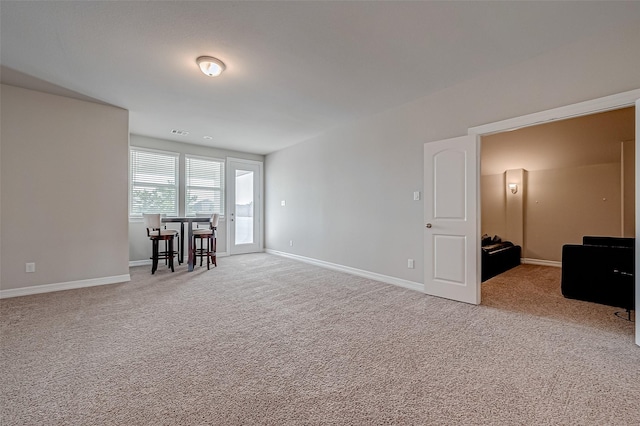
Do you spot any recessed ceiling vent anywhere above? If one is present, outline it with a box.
[171,129,189,136]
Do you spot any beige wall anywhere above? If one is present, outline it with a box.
[527,163,621,261]
[481,173,506,239]
[129,135,264,263]
[482,163,623,262]
[481,107,635,263]
[623,139,635,237]
[481,108,635,175]
[1,84,130,291]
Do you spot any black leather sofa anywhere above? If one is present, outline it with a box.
[481,235,522,282]
[561,236,635,310]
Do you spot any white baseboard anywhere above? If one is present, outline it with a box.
[128,252,229,267]
[0,274,131,299]
[129,259,152,266]
[266,249,424,293]
[522,258,562,268]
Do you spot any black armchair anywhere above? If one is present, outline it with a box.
[561,236,635,311]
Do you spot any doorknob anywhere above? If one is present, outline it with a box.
[425,223,432,228]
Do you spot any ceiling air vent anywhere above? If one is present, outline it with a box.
[171,129,189,136]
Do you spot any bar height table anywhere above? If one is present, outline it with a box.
[162,216,212,271]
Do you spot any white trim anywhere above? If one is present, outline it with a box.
[129,259,152,266]
[522,258,562,268]
[227,158,265,255]
[226,157,264,165]
[469,89,640,136]
[129,145,181,157]
[635,98,639,347]
[128,252,230,267]
[621,141,625,237]
[185,153,226,163]
[267,249,424,293]
[0,274,131,299]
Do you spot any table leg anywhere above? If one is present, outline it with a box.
[187,220,195,272]
[179,222,184,264]
[151,239,158,274]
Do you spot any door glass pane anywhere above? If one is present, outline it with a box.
[235,170,254,244]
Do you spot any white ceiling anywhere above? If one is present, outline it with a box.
[2,1,639,155]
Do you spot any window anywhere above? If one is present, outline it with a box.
[129,148,179,217]
[185,155,225,217]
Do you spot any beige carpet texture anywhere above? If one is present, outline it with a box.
[1,254,638,425]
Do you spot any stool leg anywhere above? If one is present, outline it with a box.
[151,239,158,274]
[164,240,168,265]
[199,237,204,266]
[192,235,197,269]
[212,234,217,267]
[177,234,181,264]
[168,238,175,272]
[206,236,210,270]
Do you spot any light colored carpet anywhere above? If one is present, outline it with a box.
[1,254,638,425]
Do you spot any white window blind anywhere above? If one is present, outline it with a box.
[129,148,179,217]
[185,156,225,216]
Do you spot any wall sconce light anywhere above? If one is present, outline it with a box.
[508,183,518,194]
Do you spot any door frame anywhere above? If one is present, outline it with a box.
[226,157,264,255]
[467,88,640,346]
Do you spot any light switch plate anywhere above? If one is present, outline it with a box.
[413,191,421,201]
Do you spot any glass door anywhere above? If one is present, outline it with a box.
[227,159,263,255]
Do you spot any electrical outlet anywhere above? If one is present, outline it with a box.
[281,200,286,206]
[289,240,293,247]
[413,191,421,201]
[26,262,36,273]
[407,259,414,269]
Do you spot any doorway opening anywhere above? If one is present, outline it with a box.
[468,91,639,346]
[424,89,639,345]
[478,106,636,328]
[480,106,635,275]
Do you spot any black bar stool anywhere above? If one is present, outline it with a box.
[192,213,219,270]
[143,213,180,274]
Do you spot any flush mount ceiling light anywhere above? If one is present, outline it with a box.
[196,56,226,77]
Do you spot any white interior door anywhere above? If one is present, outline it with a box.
[228,158,263,255]
[636,98,639,347]
[424,135,480,304]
